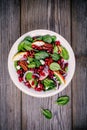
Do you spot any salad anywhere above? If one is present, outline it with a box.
[12,34,69,91]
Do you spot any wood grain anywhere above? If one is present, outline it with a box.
[72,0,87,130]
[21,0,72,130]
[0,0,21,130]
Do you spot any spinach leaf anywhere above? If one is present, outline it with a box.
[14,61,18,70]
[51,53,60,61]
[28,57,34,62]
[24,36,33,42]
[50,62,60,71]
[41,108,52,119]
[36,36,42,41]
[51,35,56,42]
[18,41,25,51]
[53,46,58,53]
[61,47,69,60]
[26,72,33,80]
[34,59,41,67]
[43,78,55,90]
[28,62,36,68]
[55,96,69,105]
[35,51,49,60]
[42,35,52,43]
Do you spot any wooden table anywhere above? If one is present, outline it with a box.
[0,0,87,130]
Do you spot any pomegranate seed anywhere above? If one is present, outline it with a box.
[61,58,64,63]
[32,75,35,78]
[17,70,22,75]
[25,81,31,88]
[55,41,60,45]
[65,63,68,67]
[23,54,27,58]
[35,87,42,91]
[39,66,44,70]
[40,71,45,76]
[58,50,61,54]
[58,60,61,64]
[31,81,35,86]
[18,76,23,82]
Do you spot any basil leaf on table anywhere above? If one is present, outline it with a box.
[61,47,69,60]
[35,51,49,60]
[55,96,69,105]
[51,53,60,61]
[50,62,60,71]
[41,108,52,119]
[42,35,52,43]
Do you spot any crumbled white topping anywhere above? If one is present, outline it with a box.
[16,65,21,70]
[40,60,45,65]
[27,60,30,63]
[33,41,45,46]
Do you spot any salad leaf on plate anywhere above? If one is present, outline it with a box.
[35,51,49,60]
[61,47,69,60]
[42,35,52,43]
[43,78,55,90]
[50,62,60,71]
[51,53,60,61]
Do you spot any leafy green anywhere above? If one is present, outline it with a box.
[50,62,60,71]
[24,36,33,42]
[18,40,32,51]
[26,72,33,80]
[61,47,69,60]
[34,59,41,67]
[18,41,25,51]
[41,108,52,119]
[35,51,49,60]
[36,36,42,41]
[55,96,69,105]
[28,62,36,68]
[28,57,34,62]
[14,61,18,70]
[51,35,56,42]
[65,67,68,72]
[43,78,55,90]
[42,35,52,43]
[51,53,60,61]
[53,46,58,53]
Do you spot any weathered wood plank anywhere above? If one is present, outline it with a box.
[21,0,72,130]
[0,0,21,130]
[72,0,87,129]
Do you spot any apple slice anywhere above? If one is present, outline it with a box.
[12,52,27,61]
[54,71,66,84]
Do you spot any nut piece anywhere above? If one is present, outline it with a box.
[19,61,28,71]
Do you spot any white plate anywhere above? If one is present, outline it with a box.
[8,29,75,98]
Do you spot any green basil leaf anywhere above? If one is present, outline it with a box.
[26,72,33,80]
[55,96,69,105]
[61,47,69,60]
[35,51,49,60]
[28,62,36,68]
[51,35,56,42]
[34,59,41,67]
[24,36,33,42]
[53,46,58,53]
[54,74,62,84]
[51,53,60,61]
[41,108,52,119]
[50,62,60,71]
[43,78,55,90]
[42,35,52,43]
[23,44,32,51]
